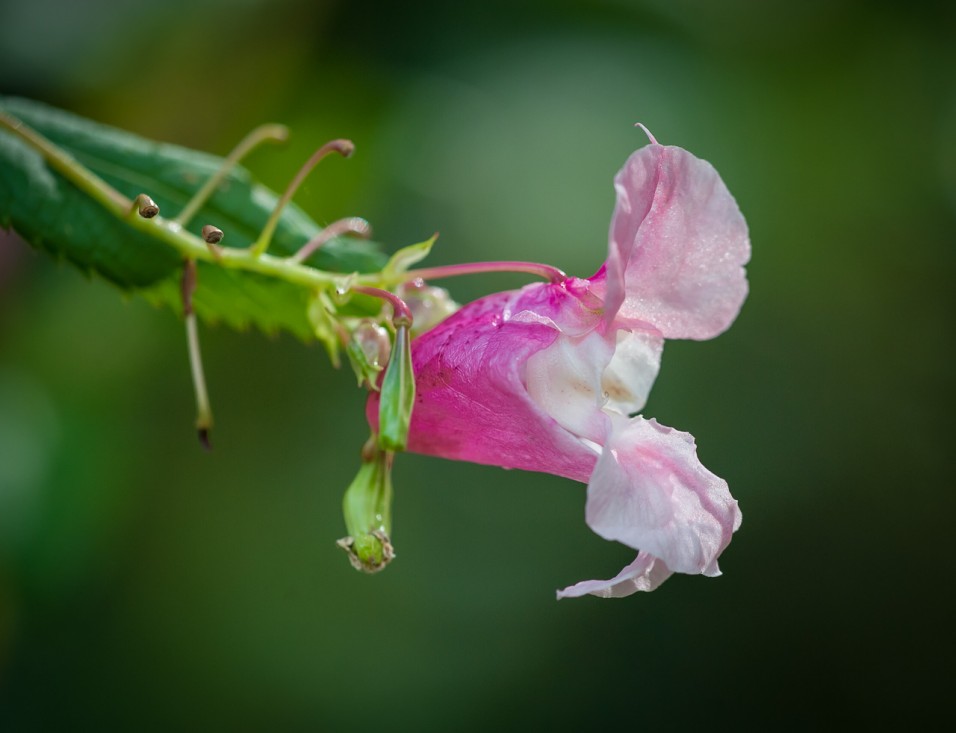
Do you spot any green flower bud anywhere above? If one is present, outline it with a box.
[337,446,395,573]
[397,280,460,335]
[345,321,390,390]
[377,324,414,451]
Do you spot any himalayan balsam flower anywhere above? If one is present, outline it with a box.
[369,135,750,598]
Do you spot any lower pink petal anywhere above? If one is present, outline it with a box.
[585,416,741,575]
[556,551,673,599]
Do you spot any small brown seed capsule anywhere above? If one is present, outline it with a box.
[136,194,159,218]
[325,138,355,158]
[202,225,224,244]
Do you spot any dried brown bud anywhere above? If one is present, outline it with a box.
[135,194,159,218]
[201,225,224,244]
[325,138,355,158]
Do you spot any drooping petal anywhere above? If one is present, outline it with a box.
[556,551,673,599]
[585,416,741,576]
[367,280,605,483]
[602,144,750,340]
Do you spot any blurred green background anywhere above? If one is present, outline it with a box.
[1,0,954,728]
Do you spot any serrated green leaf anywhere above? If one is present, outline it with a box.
[0,96,388,340]
[142,266,315,340]
[0,107,180,286]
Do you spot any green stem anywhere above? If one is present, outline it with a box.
[0,111,564,303]
[0,109,130,213]
[186,312,213,448]
[0,110,345,287]
[288,217,370,265]
[393,260,566,285]
[351,286,413,326]
[250,138,354,258]
[175,123,289,227]
[182,259,213,449]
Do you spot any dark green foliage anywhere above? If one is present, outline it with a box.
[0,97,387,338]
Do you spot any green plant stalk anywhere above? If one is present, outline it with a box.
[0,109,129,212]
[0,110,350,285]
[186,312,213,431]
[174,122,289,227]
[0,111,563,296]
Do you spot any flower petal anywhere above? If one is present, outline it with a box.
[603,144,750,340]
[600,325,663,416]
[368,281,602,482]
[585,416,741,576]
[525,324,663,440]
[525,329,614,444]
[556,551,673,599]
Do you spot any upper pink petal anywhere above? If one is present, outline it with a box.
[367,279,604,483]
[602,144,750,340]
[585,416,741,576]
[556,551,673,599]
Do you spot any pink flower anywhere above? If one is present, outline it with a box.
[369,139,750,598]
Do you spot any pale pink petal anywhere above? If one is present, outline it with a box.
[603,144,750,340]
[556,551,673,599]
[510,276,604,336]
[367,281,604,483]
[585,416,741,576]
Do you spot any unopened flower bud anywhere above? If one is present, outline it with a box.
[337,447,395,573]
[134,193,159,218]
[377,324,415,452]
[201,225,224,244]
[346,321,390,390]
[397,280,460,335]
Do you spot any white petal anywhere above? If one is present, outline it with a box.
[556,551,673,599]
[601,327,663,416]
[525,330,612,444]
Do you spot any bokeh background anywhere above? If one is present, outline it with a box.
[2,0,954,728]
